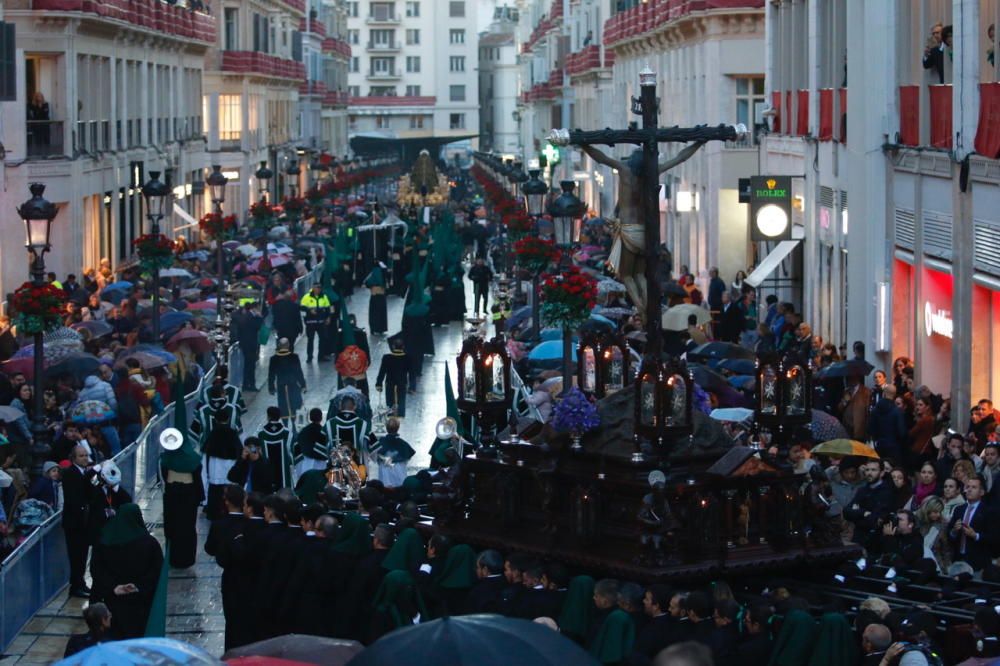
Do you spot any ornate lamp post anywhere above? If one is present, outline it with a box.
[634,356,694,461]
[255,161,273,203]
[548,180,583,250]
[141,171,169,340]
[18,183,57,476]
[456,335,513,448]
[521,169,548,342]
[286,159,301,198]
[578,331,630,398]
[206,165,228,320]
[754,352,812,451]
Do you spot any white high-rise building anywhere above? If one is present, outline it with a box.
[346,0,480,160]
[478,5,519,154]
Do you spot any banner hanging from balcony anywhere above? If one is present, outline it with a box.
[929,84,953,149]
[975,82,1000,159]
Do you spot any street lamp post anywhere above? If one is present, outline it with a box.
[255,161,273,203]
[547,181,584,394]
[206,165,228,320]
[18,183,57,477]
[521,169,548,343]
[286,160,302,244]
[141,171,169,340]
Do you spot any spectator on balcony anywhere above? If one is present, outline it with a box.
[988,24,995,67]
[27,92,51,148]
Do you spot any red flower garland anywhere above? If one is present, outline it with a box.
[12,282,66,334]
[199,212,238,241]
[513,237,559,273]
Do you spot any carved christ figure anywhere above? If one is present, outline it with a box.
[579,141,706,318]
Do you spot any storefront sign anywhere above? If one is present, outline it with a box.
[750,176,793,241]
[924,301,953,339]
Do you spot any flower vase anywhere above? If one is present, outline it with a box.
[571,433,583,452]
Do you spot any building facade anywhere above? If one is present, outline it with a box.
[0,0,214,298]
[762,0,1000,425]
[478,6,519,154]
[346,0,480,160]
[300,0,351,160]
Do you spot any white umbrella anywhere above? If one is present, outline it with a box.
[597,278,626,295]
[662,303,711,331]
[159,268,192,278]
[236,244,257,256]
[709,407,755,423]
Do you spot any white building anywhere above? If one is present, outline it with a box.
[603,1,765,287]
[762,0,1000,425]
[478,6,519,154]
[0,0,213,296]
[346,0,480,161]
[300,0,351,159]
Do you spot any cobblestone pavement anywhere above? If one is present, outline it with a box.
[2,281,473,662]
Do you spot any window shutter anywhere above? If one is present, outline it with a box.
[0,23,15,102]
[292,31,303,62]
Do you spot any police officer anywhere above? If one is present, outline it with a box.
[299,284,332,363]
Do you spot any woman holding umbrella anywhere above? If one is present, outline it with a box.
[89,503,164,639]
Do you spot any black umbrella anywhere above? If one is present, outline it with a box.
[44,352,101,381]
[223,634,362,665]
[815,358,874,379]
[690,364,732,394]
[717,357,756,375]
[687,341,755,363]
[662,282,687,297]
[346,615,600,666]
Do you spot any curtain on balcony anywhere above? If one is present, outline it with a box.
[929,84,952,149]
[898,85,919,146]
[819,89,833,141]
[975,82,1000,159]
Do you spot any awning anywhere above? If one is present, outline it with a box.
[745,240,800,288]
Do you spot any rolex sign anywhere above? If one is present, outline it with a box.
[750,176,792,241]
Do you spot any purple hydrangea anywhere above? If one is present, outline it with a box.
[552,387,601,435]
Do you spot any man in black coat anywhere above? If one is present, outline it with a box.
[467,257,493,316]
[879,509,925,569]
[248,495,288,641]
[204,484,246,651]
[633,584,676,661]
[228,492,268,649]
[465,549,507,614]
[62,445,94,597]
[257,500,305,638]
[270,293,303,346]
[344,522,393,641]
[279,509,338,635]
[230,303,263,391]
[844,460,894,551]
[717,291,744,343]
[375,336,411,418]
[227,438,276,495]
[949,475,997,572]
[738,603,774,666]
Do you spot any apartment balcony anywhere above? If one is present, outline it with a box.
[365,14,400,25]
[298,17,327,37]
[323,91,350,108]
[366,70,401,81]
[366,41,400,52]
[603,0,763,49]
[322,37,352,59]
[26,120,65,159]
[299,80,328,97]
[30,0,216,44]
[278,0,306,16]
[221,51,306,81]
[349,95,436,108]
[565,45,615,78]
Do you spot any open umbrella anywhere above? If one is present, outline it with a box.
[160,267,193,278]
[506,305,532,329]
[690,364,731,394]
[55,637,221,665]
[709,407,755,423]
[102,280,133,294]
[159,311,194,333]
[810,408,850,441]
[596,278,626,295]
[196,277,219,289]
[0,405,25,423]
[812,438,880,459]
[236,244,258,256]
[687,341,755,362]
[222,635,363,666]
[663,282,688,298]
[45,352,101,381]
[528,340,577,362]
[815,359,875,379]
[187,300,219,311]
[166,328,212,354]
[662,303,711,331]
[44,327,83,346]
[346,616,599,666]
[115,351,172,370]
[68,400,115,425]
[2,357,36,378]
[70,320,114,338]
[717,358,756,375]
[180,250,210,261]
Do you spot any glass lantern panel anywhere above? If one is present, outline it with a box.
[487,353,505,402]
[639,376,657,428]
[461,355,477,401]
[604,347,624,393]
[581,346,596,392]
[668,374,688,426]
[784,365,806,415]
[760,365,778,414]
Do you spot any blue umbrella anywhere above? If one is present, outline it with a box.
[528,340,577,362]
[159,311,194,332]
[101,288,129,304]
[180,250,210,261]
[506,305,532,329]
[728,375,756,390]
[55,637,220,665]
[717,358,756,375]
[710,407,755,422]
[102,281,133,293]
[345,615,599,666]
[540,329,578,342]
[589,313,615,327]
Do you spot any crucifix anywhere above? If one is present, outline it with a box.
[548,66,745,358]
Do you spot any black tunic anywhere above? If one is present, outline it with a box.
[161,463,203,569]
[279,535,339,636]
[205,512,246,651]
[89,534,164,639]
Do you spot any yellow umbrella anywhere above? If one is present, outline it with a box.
[812,438,880,459]
[662,303,712,331]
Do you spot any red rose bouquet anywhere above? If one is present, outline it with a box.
[539,266,597,330]
[513,237,559,273]
[504,211,534,239]
[133,233,175,271]
[12,281,66,334]
[199,212,238,241]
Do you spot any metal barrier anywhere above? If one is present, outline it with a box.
[510,366,542,422]
[0,350,224,652]
[293,263,322,299]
